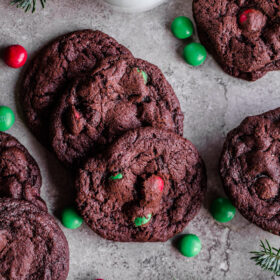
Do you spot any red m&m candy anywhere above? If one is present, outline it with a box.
[154,176,164,192]
[74,110,80,119]
[239,9,266,32]
[239,9,254,24]
[4,45,27,68]
[146,175,164,192]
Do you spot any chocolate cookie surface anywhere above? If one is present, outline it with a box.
[0,132,46,211]
[76,127,206,242]
[220,108,280,234]
[193,0,280,81]
[0,198,69,280]
[21,29,132,147]
[51,56,184,167]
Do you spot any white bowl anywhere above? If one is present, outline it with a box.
[103,0,166,12]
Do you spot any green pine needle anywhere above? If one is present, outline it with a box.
[250,240,280,277]
[10,0,46,13]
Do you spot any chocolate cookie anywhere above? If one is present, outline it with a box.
[0,132,46,211]
[220,107,280,234]
[50,56,184,167]
[76,127,206,242]
[21,29,132,147]
[0,198,69,279]
[193,0,280,81]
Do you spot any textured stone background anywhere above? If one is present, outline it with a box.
[0,0,279,279]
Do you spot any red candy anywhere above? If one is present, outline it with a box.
[239,9,254,24]
[4,45,27,68]
[74,110,80,119]
[153,176,164,192]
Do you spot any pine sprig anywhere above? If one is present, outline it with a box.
[250,240,280,277]
[10,0,46,13]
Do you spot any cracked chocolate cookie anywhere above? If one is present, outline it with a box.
[220,107,280,234]
[0,198,69,280]
[76,127,207,242]
[21,29,132,147]
[193,0,280,81]
[0,132,46,211]
[51,56,184,167]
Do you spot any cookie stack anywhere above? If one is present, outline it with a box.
[0,132,69,279]
[20,29,207,242]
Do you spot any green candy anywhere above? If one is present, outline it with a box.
[0,106,15,131]
[179,234,201,257]
[171,16,194,39]
[61,207,83,229]
[134,214,152,227]
[109,173,123,180]
[210,197,236,223]
[137,68,148,84]
[183,42,207,66]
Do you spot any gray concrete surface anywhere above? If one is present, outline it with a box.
[0,0,279,279]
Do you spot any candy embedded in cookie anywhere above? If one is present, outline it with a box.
[107,173,165,227]
[220,107,280,234]
[132,175,164,227]
[134,214,152,227]
[239,9,266,33]
[109,173,123,180]
[136,68,148,84]
[76,127,207,242]
[51,56,184,167]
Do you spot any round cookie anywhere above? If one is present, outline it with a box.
[0,132,46,211]
[193,0,280,81]
[0,198,69,280]
[51,56,184,167]
[21,29,132,147]
[220,107,280,234]
[76,127,207,242]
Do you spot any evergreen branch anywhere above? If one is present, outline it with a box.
[10,0,46,13]
[250,240,280,277]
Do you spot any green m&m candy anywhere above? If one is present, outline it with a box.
[137,68,148,84]
[0,106,15,131]
[183,42,207,66]
[109,173,123,180]
[134,214,152,227]
[179,234,201,257]
[171,16,194,39]
[61,207,83,229]
[210,197,236,223]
